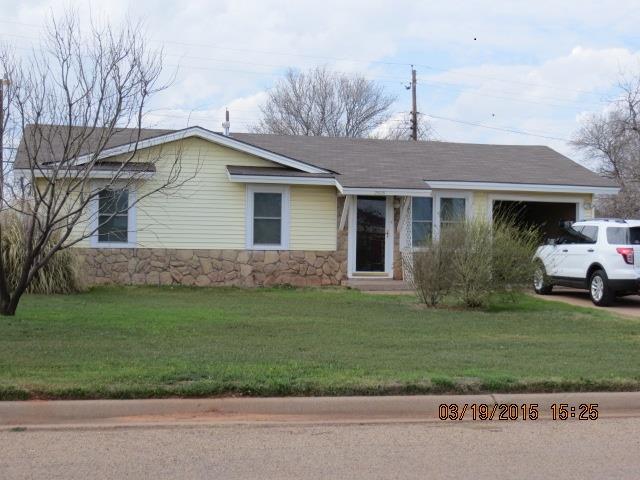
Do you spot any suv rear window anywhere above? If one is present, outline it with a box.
[607,226,640,245]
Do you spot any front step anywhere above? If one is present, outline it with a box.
[343,278,412,292]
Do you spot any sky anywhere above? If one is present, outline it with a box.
[1,0,639,168]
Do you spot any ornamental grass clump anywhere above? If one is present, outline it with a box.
[0,212,82,294]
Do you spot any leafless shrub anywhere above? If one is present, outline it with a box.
[406,240,454,307]
[410,218,540,308]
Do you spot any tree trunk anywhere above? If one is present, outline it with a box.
[0,295,19,316]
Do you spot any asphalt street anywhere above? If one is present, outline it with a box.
[2,416,640,479]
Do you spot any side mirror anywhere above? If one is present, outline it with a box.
[546,238,557,246]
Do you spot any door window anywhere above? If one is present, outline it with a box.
[356,197,386,272]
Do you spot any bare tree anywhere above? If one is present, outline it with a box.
[378,113,436,141]
[572,74,640,217]
[0,12,188,316]
[253,66,396,138]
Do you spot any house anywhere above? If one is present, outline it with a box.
[14,126,619,287]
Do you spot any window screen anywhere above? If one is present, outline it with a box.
[98,189,129,243]
[253,192,282,245]
[412,197,433,246]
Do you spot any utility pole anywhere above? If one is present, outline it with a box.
[410,67,417,141]
[0,75,6,170]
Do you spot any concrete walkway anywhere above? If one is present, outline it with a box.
[2,392,640,429]
[539,287,640,318]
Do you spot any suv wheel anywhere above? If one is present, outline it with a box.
[533,262,553,295]
[589,270,615,306]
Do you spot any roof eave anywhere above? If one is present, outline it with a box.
[14,168,156,180]
[424,180,619,195]
[227,172,338,187]
[71,126,330,174]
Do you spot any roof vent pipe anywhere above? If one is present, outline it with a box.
[222,109,230,136]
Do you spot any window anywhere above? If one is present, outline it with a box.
[607,227,640,245]
[440,197,466,228]
[247,185,289,249]
[254,192,282,245]
[559,224,596,244]
[411,197,433,246]
[580,226,598,244]
[98,189,129,243]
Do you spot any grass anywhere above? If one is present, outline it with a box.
[0,286,639,399]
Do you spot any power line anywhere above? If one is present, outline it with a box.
[0,21,614,99]
[0,31,612,110]
[425,114,571,142]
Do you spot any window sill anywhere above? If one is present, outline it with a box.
[90,241,137,249]
[249,244,287,251]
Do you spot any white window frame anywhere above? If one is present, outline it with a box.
[433,190,473,240]
[89,182,137,249]
[409,196,434,248]
[245,184,290,250]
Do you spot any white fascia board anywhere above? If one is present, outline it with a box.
[72,126,329,174]
[14,168,155,180]
[340,187,432,197]
[228,173,337,186]
[425,180,619,195]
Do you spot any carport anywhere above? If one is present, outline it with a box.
[491,198,578,240]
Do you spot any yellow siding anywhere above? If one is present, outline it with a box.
[290,185,337,250]
[473,191,488,218]
[472,191,594,220]
[71,137,338,250]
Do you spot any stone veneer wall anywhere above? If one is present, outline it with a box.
[78,246,347,287]
[77,199,348,287]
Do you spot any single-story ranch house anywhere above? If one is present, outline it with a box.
[14,126,619,287]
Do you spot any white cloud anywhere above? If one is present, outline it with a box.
[421,46,640,165]
[1,0,639,163]
[145,91,268,132]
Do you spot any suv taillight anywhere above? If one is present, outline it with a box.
[616,247,635,265]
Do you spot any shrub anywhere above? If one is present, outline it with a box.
[491,216,541,297]
[410,217,540,308]
[0,212,82,294]
[445,220,494,308]
[406,240,454,307]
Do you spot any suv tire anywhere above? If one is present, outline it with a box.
[589,269,615,307]
[533,262,553,295]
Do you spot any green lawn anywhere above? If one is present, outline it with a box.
[0,286,639,399]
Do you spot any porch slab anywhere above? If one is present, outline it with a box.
[344,278,412,293]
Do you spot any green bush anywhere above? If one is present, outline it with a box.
[410,217,540,308]
[0,212,82,294]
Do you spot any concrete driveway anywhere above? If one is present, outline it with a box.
[540,287,640,318]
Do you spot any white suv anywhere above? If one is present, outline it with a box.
[533,219,640,306]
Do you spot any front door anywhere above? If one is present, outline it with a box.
[356,196,387,272]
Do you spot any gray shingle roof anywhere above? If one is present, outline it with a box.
[232,133,616,189]
[14,125,173,169]
[14,125,616,190]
